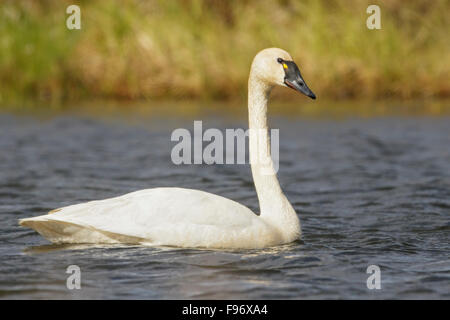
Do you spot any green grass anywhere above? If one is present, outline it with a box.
[0,0,449,107]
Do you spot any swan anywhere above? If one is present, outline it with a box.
[19,48,316,249]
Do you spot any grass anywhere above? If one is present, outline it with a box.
[0,0,449,108]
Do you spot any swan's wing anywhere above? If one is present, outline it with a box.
[19,188,269,247]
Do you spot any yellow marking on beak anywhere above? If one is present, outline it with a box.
[283,63,288,69]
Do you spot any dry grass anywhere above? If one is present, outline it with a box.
[0,0,449,107]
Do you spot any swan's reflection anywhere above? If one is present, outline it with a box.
[22,243,137,254]
[20,241,307,299]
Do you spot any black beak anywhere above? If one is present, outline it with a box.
[280,60,316,99]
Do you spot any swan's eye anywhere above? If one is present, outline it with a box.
[299,82,304,87]
[277,58,288,69]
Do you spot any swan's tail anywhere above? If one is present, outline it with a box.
[19,215,145,244]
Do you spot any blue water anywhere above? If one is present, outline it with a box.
[0,112,449,299]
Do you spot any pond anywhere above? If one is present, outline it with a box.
[0,105,449,299]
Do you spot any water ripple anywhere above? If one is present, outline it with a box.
[0,115,449,299]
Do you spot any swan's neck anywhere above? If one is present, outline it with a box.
[248,74,301,240]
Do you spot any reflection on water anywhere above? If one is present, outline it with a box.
[0,109,449,299]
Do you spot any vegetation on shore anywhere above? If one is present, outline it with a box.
[1,0,449,107]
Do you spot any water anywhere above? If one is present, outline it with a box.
[0,111,449,299]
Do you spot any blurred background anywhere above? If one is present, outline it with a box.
[1,1,449,300]
[0,0,449,112]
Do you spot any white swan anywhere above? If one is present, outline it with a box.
[19,48,316,249]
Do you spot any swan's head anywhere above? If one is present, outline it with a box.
[251,48,316,99]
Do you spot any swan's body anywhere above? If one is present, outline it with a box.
[20,188,286,248]
[19,48,316,249]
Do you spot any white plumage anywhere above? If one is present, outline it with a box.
[19,48,316,249]
[21,188,282,248]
